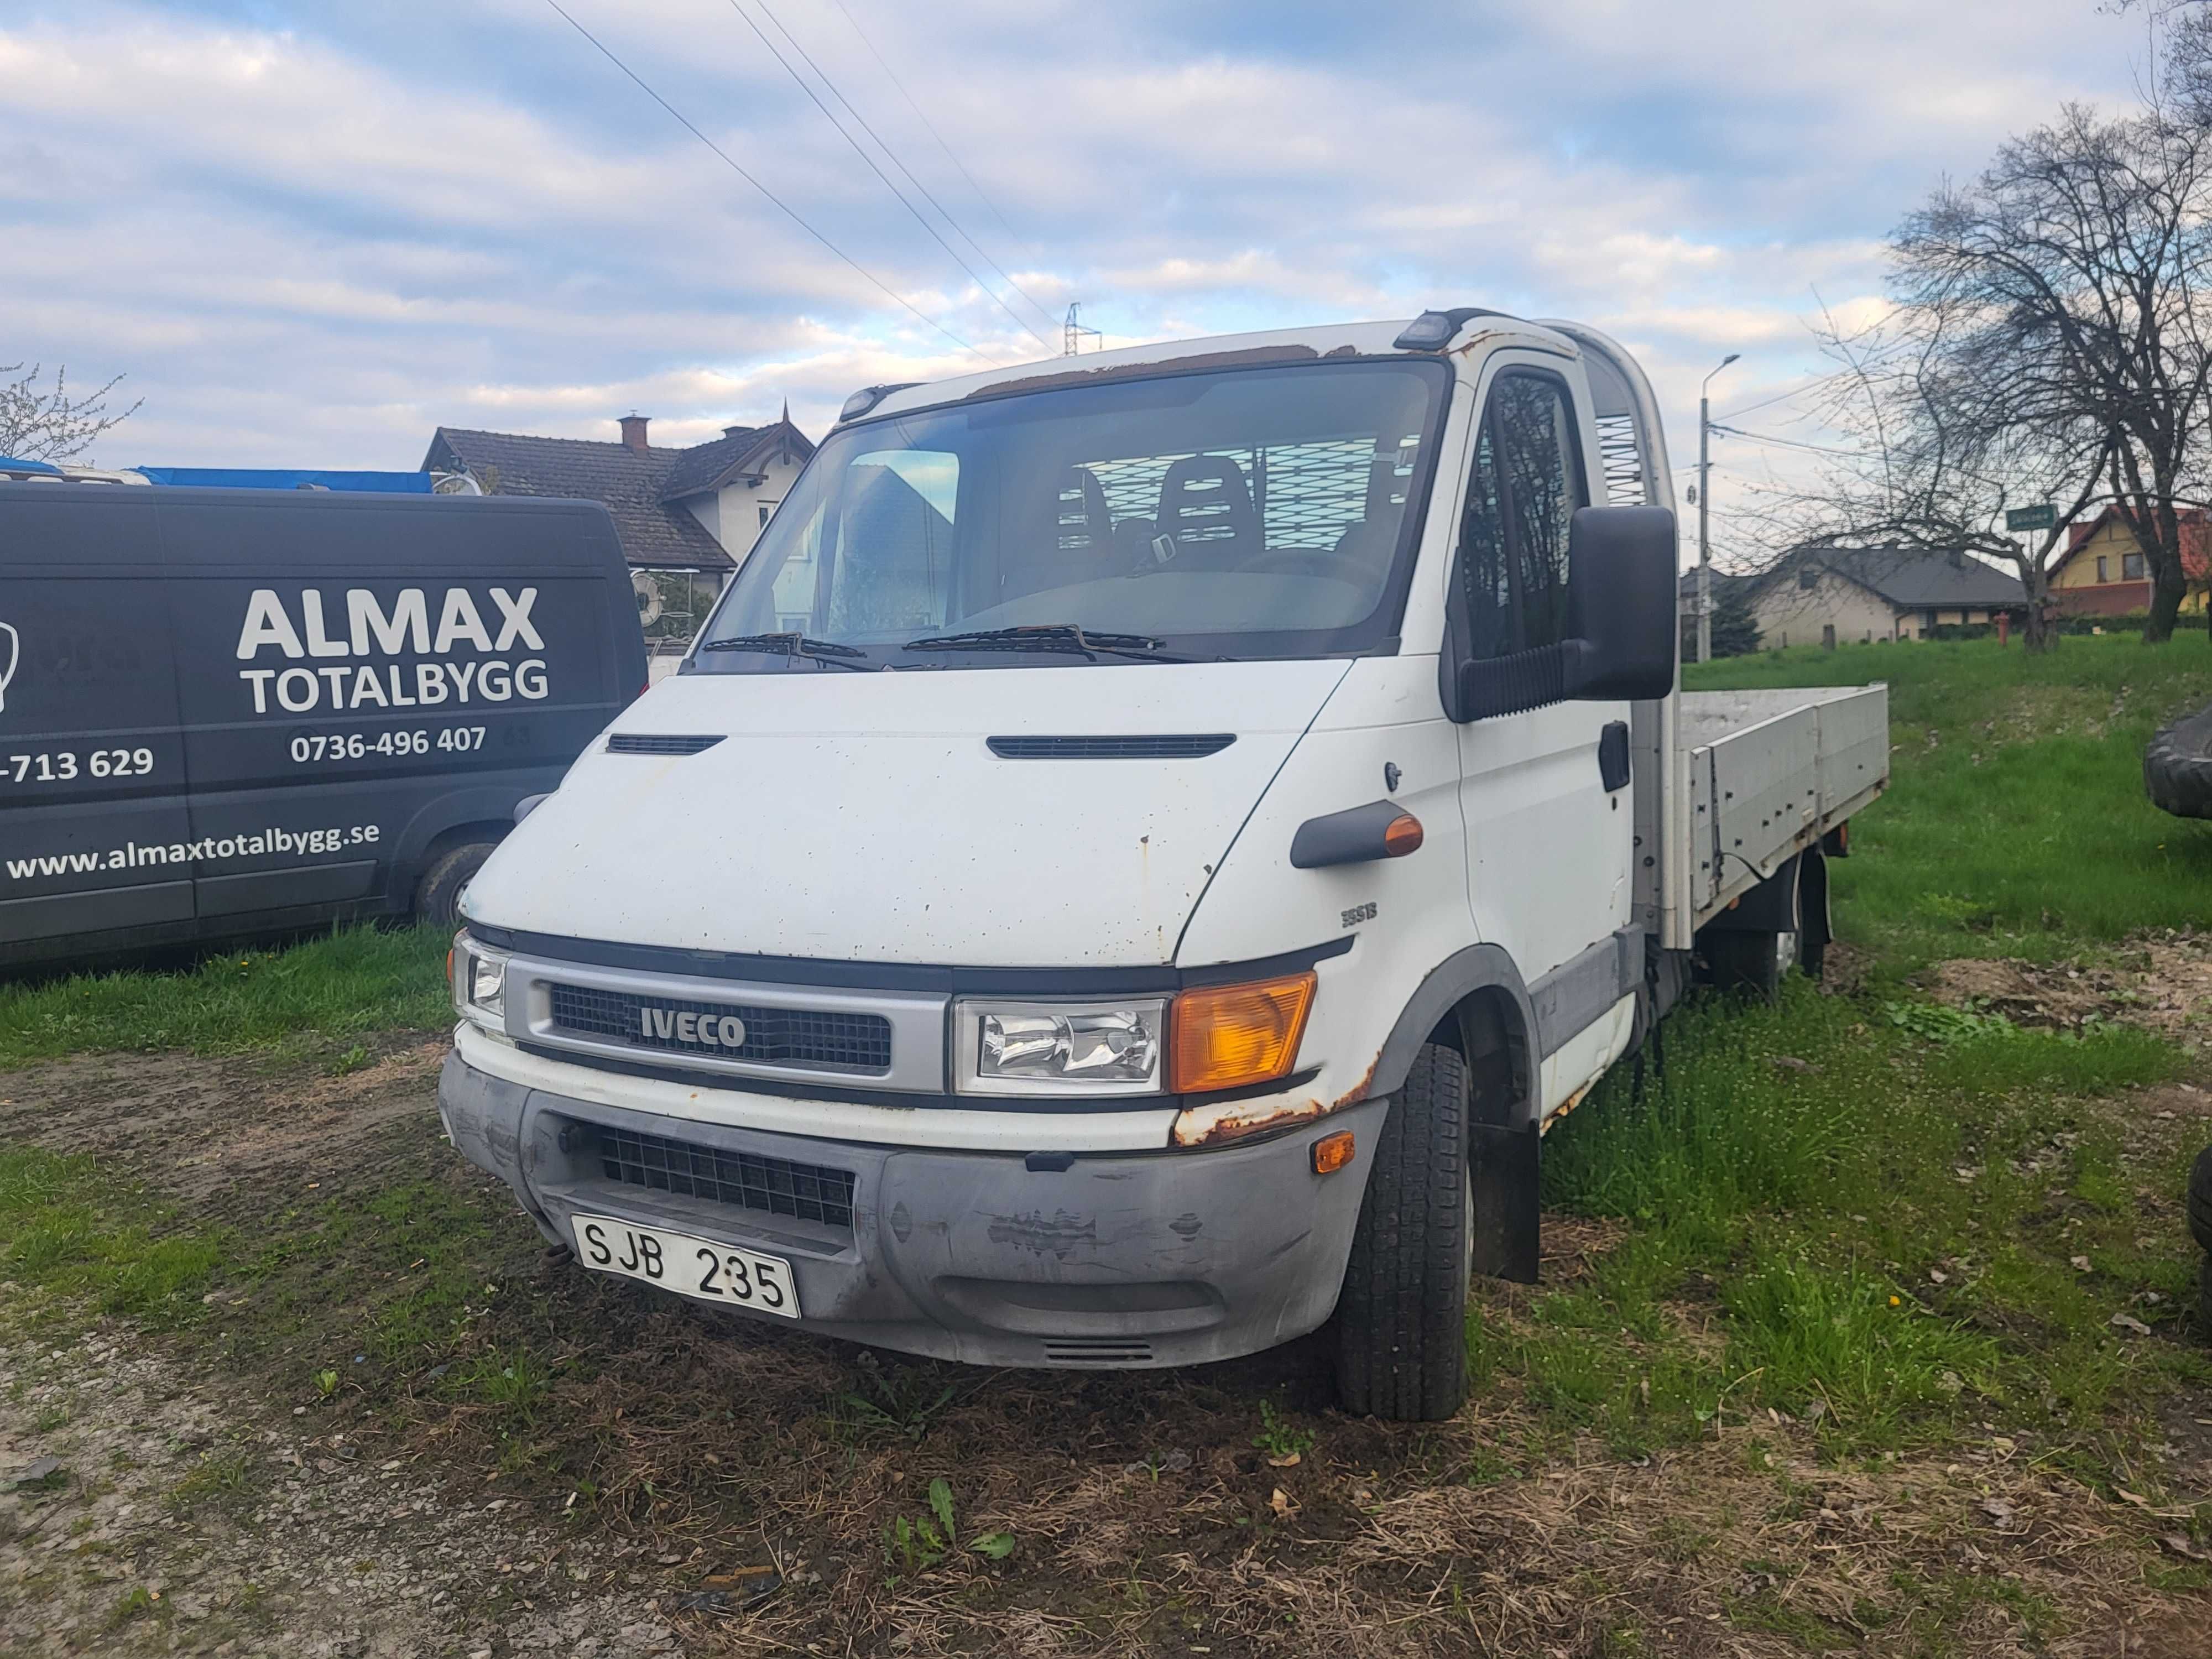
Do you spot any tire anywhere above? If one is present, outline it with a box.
[2189,1145,2212,1255]
[1705,928,1797,1001]
[413,841,498,927]
[2146,700,2212,820]
[2200,1253,2212,1340]
[1332,1041,1472,1422]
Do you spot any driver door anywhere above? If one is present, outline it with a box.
[1449,361,1633,1109]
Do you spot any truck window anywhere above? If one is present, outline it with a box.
[1458,373,1588,660]
[695,359,1450,669]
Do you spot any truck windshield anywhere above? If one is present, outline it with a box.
[693,358,1449,670]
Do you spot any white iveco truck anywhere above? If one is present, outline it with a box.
[439,311,1888,1420]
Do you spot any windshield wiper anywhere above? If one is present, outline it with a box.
[899,624,1186,662]
[697,633,872,670]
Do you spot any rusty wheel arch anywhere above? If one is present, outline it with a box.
[1366,943,1540,1129]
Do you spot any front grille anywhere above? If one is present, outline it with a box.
[607,733,724,755]
[547,982,892,1074]
[597,1126,855,1229]
[988,734,1234,760]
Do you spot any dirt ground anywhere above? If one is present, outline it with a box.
[1927,930,2212,1042]
[1,1041,2209,1657]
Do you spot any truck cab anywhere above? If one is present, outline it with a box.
[439,312,1883,1420]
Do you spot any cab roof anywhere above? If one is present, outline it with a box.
[861,315,1581,425]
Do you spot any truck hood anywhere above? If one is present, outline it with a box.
[463,659,1351,967]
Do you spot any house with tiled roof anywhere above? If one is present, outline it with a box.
[1747,543,2027,647]
[420,409,815,575]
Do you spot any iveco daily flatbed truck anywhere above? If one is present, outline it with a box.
[437,310,1888,1420]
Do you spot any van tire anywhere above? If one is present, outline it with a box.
[2189,1145,2212,1253]
[1332,1041,1472,1422]
[2200,1252,2212,1340]
[413,842,498,927]
[1705,929,1795,1001]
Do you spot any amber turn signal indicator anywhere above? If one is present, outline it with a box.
[1311,1129,1355,1175]
[1168,971,1317,1094]
[1383,812,1423,857]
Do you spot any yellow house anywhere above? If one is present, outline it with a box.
[2050,506,2210,617]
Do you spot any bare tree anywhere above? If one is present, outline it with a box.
[1783,297,2112,651]
[1895,105,2212,640]
[0,361,142,465]
[1776,99,2212,644]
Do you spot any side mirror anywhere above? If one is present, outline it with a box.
[1455,505,1678,719]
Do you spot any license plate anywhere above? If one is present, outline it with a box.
[569,1214,801,1319]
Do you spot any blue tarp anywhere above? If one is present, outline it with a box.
[131,467,435,493]
[0,455,63,474]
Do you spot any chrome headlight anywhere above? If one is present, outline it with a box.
[954,999,1165,1095]
[451,935,508,1031]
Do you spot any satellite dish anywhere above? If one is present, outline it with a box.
[632,571,663,628]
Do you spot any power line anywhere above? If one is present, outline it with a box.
[753,0,1061,340]
[724,0,1055,354]
[1712,340,1923,424]
[827,0,1032,267]
[1708,421,1865,461]
[541,0,998,365]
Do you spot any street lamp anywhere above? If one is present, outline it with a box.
[1695,354,1741,665]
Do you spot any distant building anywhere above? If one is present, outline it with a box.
[421,410,815,641]
[1745,544,2027,647]
[2050,505,2210,617]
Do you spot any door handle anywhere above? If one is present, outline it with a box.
[1598,721,1631,793]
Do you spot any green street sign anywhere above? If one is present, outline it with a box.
[2005,504,2057,532]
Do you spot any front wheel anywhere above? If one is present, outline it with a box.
[1332,1041,1472,1421]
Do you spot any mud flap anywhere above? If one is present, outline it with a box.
[1468,1120,1540,1284]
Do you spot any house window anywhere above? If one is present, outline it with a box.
[2123,551,2146,580]
[2096,555,2109,583]
[1797,566,1818,589]
[1455,373,1588,660]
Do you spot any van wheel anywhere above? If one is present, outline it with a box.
[1332,1041,1472,1422]
[413,842,497,927]
[1705,929,1796,1001]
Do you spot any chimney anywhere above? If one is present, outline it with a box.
[618,413,650,455]
[723,424,751,440]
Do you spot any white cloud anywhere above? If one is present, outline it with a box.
[0,0,2163,538]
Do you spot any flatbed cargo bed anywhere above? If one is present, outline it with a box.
[1679,684,1890,931]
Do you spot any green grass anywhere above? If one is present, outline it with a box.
[1524,978,2206,1458]
[1502,634,2212,1470]
[0,1145,225,1333]
[0,925,452,1067]
[1684,634,2212,968]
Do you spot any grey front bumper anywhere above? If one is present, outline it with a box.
[439,1049,1385,1369]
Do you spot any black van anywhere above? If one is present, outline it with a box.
[0,484,644,969]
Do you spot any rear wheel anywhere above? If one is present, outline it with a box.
[1332,1041,1472,1421]
[2200,1253,2212,1341]
[413,842,498,927]
[1705,928,1798,1001]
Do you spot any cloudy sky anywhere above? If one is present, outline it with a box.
[0,0,2164,556]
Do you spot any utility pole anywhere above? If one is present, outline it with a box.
[1063,302,1102,356]
[1696,353,1740,664]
